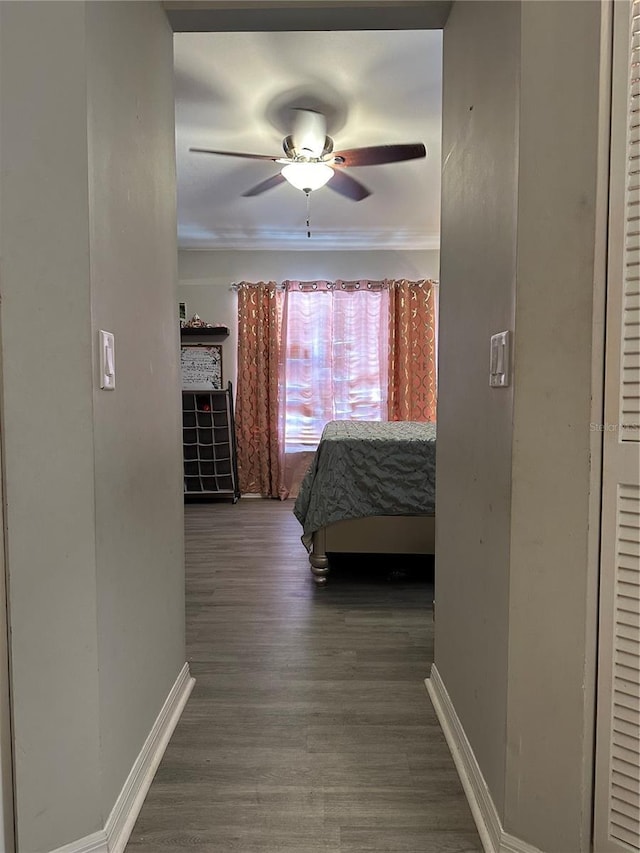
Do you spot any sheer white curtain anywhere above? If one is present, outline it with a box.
[279,280,389,496]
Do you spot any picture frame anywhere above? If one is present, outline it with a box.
[180,344,223,390]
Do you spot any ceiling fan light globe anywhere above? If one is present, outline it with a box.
[281,162,334,193]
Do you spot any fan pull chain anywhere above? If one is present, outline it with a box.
[305,191,311,239]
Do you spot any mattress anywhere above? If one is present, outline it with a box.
[293,420,437,549]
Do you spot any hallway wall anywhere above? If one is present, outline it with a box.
[0,3,185,850]
[0,4,102,846]
[436,2,604,850]
[436,0,519,818]
[505,2,603,847]
[86,1,186,821]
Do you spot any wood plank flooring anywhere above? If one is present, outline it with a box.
[126,499,482,853]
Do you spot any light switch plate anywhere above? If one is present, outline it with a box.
[490,331,510,387]
[99,330,115,390]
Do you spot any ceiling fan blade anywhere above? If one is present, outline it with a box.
[190,147,279,162]
[242,173,287,197]
[333,143,426,167]
[292,108,327,158]
[326,170,371,202]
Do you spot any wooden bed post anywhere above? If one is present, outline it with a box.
[309,527,330,586]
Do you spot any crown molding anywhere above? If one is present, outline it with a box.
[178,228,440,252]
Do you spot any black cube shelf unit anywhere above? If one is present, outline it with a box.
[182,382,240,502]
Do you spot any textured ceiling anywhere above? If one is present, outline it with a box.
[175,29,442,250]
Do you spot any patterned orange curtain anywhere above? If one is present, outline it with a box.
[388,279,438,422]
[235,282,285,497]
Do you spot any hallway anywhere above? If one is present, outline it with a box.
[126,500,482,852]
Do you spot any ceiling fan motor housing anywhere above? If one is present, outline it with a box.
[283,134,334,161]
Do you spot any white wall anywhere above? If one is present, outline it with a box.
[178,248,440,388]
[0,3,185,850]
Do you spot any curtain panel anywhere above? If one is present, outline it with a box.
[235,282,285,497]
[388,279,438,422]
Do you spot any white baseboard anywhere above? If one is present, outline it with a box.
[105,661,195,853]
[51,662,195,853]
[425,665,542,853]
[50,831,108,853]
[501,833,545,853]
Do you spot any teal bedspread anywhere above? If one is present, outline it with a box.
[293,420,437,549]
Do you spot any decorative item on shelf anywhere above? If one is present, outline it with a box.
[182,313,229,330]
[184,313,210,328]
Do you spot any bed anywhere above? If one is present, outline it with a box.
[293,420,436,585]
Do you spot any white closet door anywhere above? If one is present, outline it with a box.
[594,2,640,851]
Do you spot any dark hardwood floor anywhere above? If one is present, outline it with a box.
[126,499,482,853]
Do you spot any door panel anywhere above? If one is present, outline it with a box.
[594,2,640,851]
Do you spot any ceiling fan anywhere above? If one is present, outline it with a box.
[190,108,426,202]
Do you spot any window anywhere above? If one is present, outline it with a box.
[284,288,390,451]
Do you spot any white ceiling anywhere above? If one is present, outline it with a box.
[174,29,442,251]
